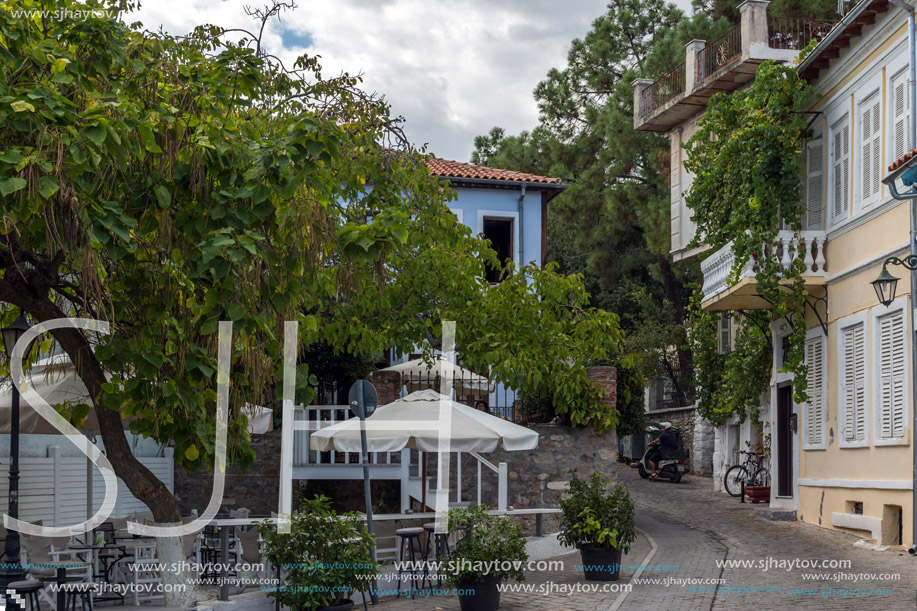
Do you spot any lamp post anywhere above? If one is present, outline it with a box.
[0,315,35,589]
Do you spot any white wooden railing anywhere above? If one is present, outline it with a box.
[701,230,827,300]
[294,405,400,467]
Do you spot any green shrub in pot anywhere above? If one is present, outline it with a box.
[442,505,527,611]
[558,470,635,581]
[258,495,378,611]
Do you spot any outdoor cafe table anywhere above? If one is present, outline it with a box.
[208,517,274,602]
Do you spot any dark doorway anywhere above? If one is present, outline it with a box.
[482,217,513,283]
[777,384,793,497]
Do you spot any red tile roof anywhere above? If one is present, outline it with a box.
[425,157,563,186]
[889,148,917,173]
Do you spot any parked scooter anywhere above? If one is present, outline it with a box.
[637,424,689,483]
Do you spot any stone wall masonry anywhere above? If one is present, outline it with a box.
[646,405,703,473]
[456,424,618,534]
[175,428,283,515]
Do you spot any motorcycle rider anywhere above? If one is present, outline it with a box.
[647,422,677,480]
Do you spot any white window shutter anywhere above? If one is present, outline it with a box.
[878,311,906,440]
[805,336,824,446]
[860,95,881,204]
[805,140,824,230]
[872,98,881,197]
[893,71,911,162]
[842,324,866,443]
[862,105,873,202]
[853,325,867,443]
[831,117,851,224]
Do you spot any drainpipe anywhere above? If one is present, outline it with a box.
[888,0,917,553]
[517,183,527,267]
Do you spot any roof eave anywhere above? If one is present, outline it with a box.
[797,0,878,74]
[439,176,567,190]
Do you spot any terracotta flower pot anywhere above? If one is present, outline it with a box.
[745,485,770,504]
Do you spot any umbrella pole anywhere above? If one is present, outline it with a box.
[422,453,428,511]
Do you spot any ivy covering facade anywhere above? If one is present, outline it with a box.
[684,61,814,425]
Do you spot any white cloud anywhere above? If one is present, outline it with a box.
[129,0,691,162]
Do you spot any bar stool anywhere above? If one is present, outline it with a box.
[421,522,451,587]
[8,580,42,611]
[395,527,424,599]
[63,581,94,611]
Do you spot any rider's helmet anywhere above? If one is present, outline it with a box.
[660,422,673,430]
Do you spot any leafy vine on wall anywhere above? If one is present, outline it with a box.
[684,61,814,424]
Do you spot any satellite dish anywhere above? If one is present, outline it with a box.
[348,379,378,419]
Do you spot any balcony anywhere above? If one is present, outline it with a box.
[633,0,837,132]
[700,230,827,310]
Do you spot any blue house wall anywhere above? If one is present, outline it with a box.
[447,187,544,269]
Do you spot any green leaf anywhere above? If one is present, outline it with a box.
[0,177,26,196]
[38,176,59,199]
[184,445,200,461]
[10,100,34,113]
[85,127,106,146]
[153,185,171,209]
[0,150,23,165]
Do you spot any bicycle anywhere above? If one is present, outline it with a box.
[723,450,770,497]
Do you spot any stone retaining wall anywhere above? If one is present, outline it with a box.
[645,405,713,475]
[457,424,618,533]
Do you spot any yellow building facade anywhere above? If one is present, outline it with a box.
[634,0,916,545]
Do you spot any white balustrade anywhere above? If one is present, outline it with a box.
[700,230,827,300]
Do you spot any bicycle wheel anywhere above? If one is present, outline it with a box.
[750,466,770,487]
[723,465,749,497]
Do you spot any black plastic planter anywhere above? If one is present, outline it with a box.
[578,545,622,581]
[457,575,502,611]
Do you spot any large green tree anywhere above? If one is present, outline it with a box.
[472,1,737,406]
[0,5,624,600]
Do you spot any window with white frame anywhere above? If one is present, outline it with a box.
[829,114,850,226]
[838,315,868,447]
[718,312,732,354]
[803,331,826,450]
[891,67,911,163]
[874,299,908,444]
[859,89,882,208]
[804,136,824,230]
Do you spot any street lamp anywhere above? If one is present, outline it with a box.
[0,315,36,589]
[872,261,905,306]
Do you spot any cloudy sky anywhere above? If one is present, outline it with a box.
[130,0,692,163]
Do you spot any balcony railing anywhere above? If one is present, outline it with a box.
[701,230,828,301]
[639,62,686,118]
[697,25,742,82]
[768,17,836,51]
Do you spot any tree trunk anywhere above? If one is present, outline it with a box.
[656,254,694,403]
[1,282,203,605]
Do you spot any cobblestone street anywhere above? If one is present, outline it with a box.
[375,465,917,610]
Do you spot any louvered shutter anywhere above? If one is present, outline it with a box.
[805,336,824,446]
[842,324,866,443]
[893,70,911,162]
[805,139,824,230]
[878,311,906,440]
[861,95,881,203]
[831,118,850,223]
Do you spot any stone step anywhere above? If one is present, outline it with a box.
[754,507,797,521]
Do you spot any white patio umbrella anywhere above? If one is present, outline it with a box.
[309,388,538,453]
[311,389,538,511]
[378,357,492,392]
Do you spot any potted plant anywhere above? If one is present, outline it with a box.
[258,495,378,611]
[558,470,635,582]
[745,426,771,503]
[442,505,527,611]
